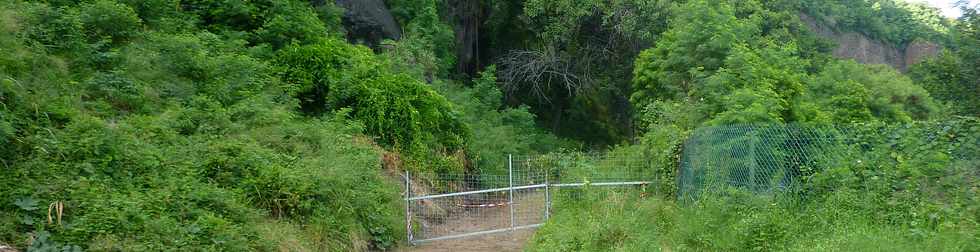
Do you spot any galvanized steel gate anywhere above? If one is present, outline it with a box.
[404,154,652,244]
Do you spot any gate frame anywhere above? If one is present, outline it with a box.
[405,154,651,245]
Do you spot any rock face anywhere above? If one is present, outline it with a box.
[334,0,401,48]
[448,0,482,77]
[800,13,940,71]
[905,39,942,66]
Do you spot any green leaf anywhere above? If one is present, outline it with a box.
[20,215,34,225]
[14,197,38,211]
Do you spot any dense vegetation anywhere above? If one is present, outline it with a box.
[525,0,980,250]
[0,0,559,250]
[0,0,977,251]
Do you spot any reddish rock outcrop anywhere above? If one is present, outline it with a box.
[800,13,941,71]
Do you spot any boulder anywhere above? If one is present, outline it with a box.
[333,0,401,48]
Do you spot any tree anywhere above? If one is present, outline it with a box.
[497,47,587,133]
[491,0,671,143]
[631,0,756,110]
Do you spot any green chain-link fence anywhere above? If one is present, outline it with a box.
[678,124,855,200]
[677,121,980,201]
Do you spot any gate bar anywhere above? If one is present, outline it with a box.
[411,224,543,244]
[406,183,547,201]
[552,181,651,187]
[404,181,650,201]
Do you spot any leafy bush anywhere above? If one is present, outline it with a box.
[180,0,271,31]
[276,39,470,156]
[253,0,331,49]
[433,66,573,181]
[0,1,408,250]
[386,0,456,75]
[799,0,952,46]
[78,0,142,46]
[116,0,180,27]
[805,61,938,123]
[632,0,939,129]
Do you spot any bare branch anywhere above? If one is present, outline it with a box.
[497,48,590,104]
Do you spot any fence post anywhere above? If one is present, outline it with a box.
[405,170,412,244]
[749,131,758,191]
[508,154,515,230]
[544,161,551,220]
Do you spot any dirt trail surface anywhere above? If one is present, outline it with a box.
[0,244,16,252]
[395,230,535,252]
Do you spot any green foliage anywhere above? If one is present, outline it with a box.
[536,1,971,249]
[632,0,939,129]
[631,0,755,107]
[529,189,976,251]
[433,66,573,179]
[805,119,979,229]
[276,39,470,155]
[533,118,978,250]
[523,0,669,46]
[489,0,673,146]
[253,0,331,49]
[799,0,952,46]
[386,0,456,76]
[530,118,978,251]
[908,7,980,117]
[806,61,937,123]
[180,0,271,31]
[0,0,410,250]
[115,0,181,27]
[77,0,142,46]
[705,42,808,125]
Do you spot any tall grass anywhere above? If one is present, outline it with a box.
[529,189,976,251]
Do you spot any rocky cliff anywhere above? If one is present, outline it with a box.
[447,0,482,77]
[800,13,940,71]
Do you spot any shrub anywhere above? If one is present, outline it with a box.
[386,0,456,76]
[276,39,470,155]
[180,0,271,31]
[77,0,142,46]
[116,0,179,27]
[17,2,87,55]
[432,66,572,181]
[0,3,407,250]
[253,0,330,49]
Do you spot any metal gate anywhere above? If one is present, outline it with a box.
[404,154,652,244]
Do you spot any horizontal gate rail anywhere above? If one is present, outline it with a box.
[406,183,548,201]
[552,181,651,187]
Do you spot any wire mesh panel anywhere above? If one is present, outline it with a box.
[405,153,653,244]
[678,125,857,200]
[407,190,516,241]
[405,155,549,243]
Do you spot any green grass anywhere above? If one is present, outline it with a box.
[528,189,977,251]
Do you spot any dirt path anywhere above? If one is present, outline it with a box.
[395,230,535,252]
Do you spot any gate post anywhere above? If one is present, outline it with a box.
[508,154,515,230]
[749,131,758,191]
[405,170,413,244]
[544,161,551,220]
